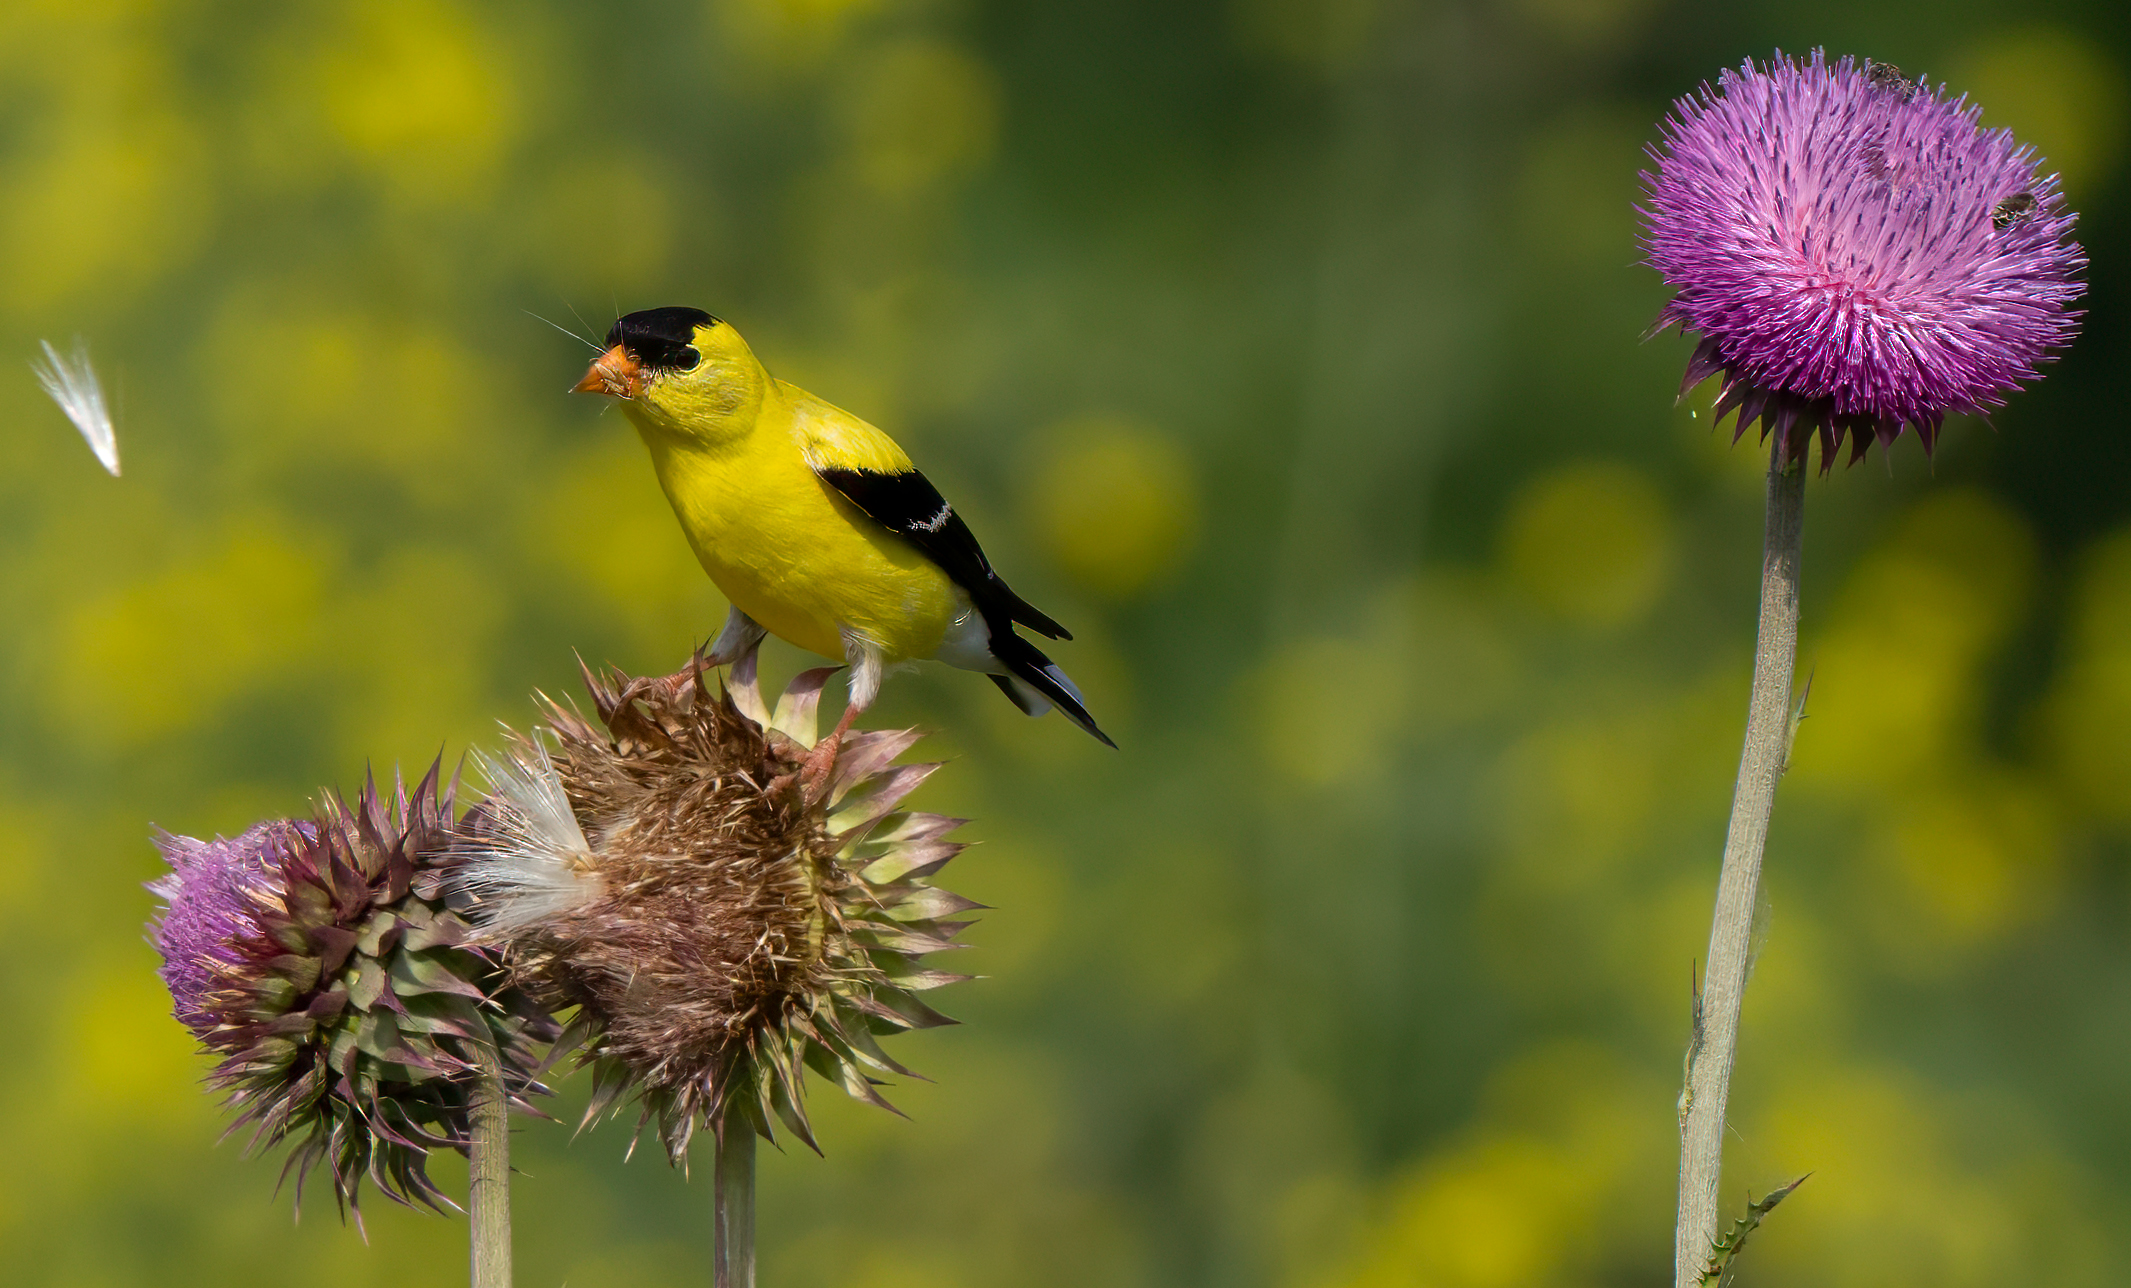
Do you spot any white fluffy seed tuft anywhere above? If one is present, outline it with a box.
[459,739,603,936]
[32,338,119,477]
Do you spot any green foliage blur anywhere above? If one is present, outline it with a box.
[3,0,2128,1284]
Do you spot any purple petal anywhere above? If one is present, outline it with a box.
[1642,50,2084,460]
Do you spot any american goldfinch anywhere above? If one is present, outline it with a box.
[575,307,1112,762]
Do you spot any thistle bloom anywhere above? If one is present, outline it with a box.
[453,653,974,1162]
[1642,50,2084,467]
[153,820,308,1033]
[148,769,553,1216]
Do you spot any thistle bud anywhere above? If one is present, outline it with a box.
[148,766,554,1217]
[453,653,975,1162]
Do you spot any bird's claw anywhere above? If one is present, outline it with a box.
[798,702,864,805]
[798,736,841,803]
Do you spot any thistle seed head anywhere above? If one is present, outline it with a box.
[453,652,975,1163]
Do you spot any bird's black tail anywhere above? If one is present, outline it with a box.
[986,631,1115,748]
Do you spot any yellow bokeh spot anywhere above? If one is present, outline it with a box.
[1330,1045,1663,1288]
[714,0,883,69]
[2041,527,2131,820]
[1493,710,1664,888]
[200,291,496,505]
[1256,577,1520,786]
[323,545,507,768]
[0,12,210,315]
[1500,461,1673,628]
[0,794,51,928]
[316,0,518,199]
[1949,28,2128,200]
[838,40,1000,198]
[1862,775,2061,965]
[1360,1139,1571,1286]
[530,440,730,654]
[57,520,337,745]
[1478,674,1751,1013]
[1256,634,1404,786]
[1253,584,1427,786]
[521,156,679,297]
[1791,491,2033,793]
[1748,1064,2103,1286]
[1029,418,1201,600]
[0,119,209,315]
[59,958,202,1129]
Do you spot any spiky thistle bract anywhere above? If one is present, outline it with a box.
[1641,50,2085,468]
[452,651,976,1164]
[149,765,554,1218]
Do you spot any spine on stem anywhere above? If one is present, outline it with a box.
[1673,446,1806,1288]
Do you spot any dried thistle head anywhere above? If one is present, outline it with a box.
[453,653,974,1163]
[147,765,555,1219]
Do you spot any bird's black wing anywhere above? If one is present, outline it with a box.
[815,465,1071,640]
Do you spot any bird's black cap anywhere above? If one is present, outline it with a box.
[606,307,717,372]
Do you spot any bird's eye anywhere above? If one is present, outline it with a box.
[621,340,701,373]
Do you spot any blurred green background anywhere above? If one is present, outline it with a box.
[3,0,2128,1284]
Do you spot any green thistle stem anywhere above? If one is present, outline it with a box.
[1674,444,1805,1288]
[469,1041,513,1288]
[714,1112,756,1288]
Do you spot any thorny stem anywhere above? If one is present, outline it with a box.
[469,1040,513,1288]
[1674,442,1805,1287]
[714,1110,757,1288]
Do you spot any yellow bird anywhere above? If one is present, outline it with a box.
[574,306,1112,762]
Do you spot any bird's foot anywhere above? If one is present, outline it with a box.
[702,636,761,672]
[702,610,768,671]
[799,701,864,804]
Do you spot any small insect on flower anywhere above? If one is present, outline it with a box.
[1642,51,2085,468]
[1864,59,1919,100]
[31,337,119,476]
[1992,191,2039,230]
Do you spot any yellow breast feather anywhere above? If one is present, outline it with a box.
[637,385,958,663]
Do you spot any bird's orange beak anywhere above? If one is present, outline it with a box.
[574,344,643,398]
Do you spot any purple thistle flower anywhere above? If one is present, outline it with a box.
[148,821,309,1032]
[1642,50,2085,469]
[146,770,555,1218]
